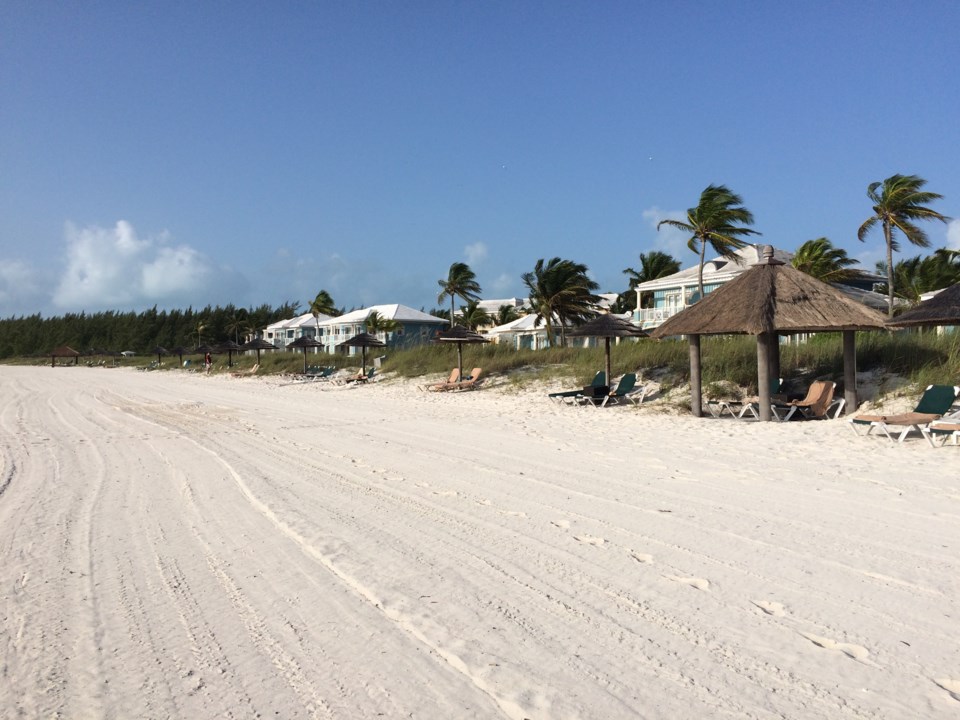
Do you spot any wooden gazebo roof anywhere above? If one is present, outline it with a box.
[886,283,960,328]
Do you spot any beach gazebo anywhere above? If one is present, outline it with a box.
[216,340,244,368]
[50,345,80,367]
[885,282,960,329]
[566,314,647,386]
[650,246,887,421]
[432,325,489,384]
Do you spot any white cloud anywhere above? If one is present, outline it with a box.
[642,207,691,262]
[464,241,488,266]
[947,219,960,251]
[52,220,243,311]
[490,272,517,296]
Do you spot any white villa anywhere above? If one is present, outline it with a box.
[315,304,447,356]
[261,312,332,350]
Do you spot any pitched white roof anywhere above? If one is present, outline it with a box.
[264,311,332,331]
[634,244,794,293]
[317,304,446,326]
[487,313,569,334]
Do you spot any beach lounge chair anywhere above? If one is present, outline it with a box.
[711,377,783,419]
[230,363,259,378]
[578,373,644,408]
[850,385,960,442]
[771,380,842,421]
[548,371,606,404]
[422,368,460,392]
[436,368,483,392]
[920,416,960,447]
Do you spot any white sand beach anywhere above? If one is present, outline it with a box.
[2,364,959,719]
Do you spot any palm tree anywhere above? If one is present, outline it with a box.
[622,250,682,310]
[494,304,521,326]
[876,249,960,305]
[437,262,481,328]
[458,300,492,331]
[657,184,760,300]
[365,310,400,336]
[194,320,207,347]
[857,173,950,316]
[309,289,338,335]
[225,308,248,344]
[521,257,600,347]
[791,237,868,284]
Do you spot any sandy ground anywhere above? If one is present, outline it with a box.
[1,364,959,719]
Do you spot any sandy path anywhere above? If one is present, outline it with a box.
[1,365,959,719]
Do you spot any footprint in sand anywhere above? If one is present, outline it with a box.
[475,499,492,506]
[574,535,605,546]
[752,600,786,617]
[667,575,710,591]
[499,510,527,518]
[432,490,458,497]
[629,551,653,565]
[800,632,878,666]
[934,679,960,702]
[551,519,571,529]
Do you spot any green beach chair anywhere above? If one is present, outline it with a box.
[549,371,606,405]
[850,384,960,442]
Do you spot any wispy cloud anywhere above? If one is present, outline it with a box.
[464,241,488,266]
[0,260,43,317]
[641,207,691,262]
[947,219,960,251]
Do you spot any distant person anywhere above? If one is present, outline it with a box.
[204,352,212,372]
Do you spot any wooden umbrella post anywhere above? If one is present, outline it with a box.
[689,335,702,417]
[843,330,857,415]
[757,332,774,421]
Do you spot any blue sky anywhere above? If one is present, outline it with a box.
[2,1,959,318]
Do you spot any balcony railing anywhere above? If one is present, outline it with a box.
[636,306,688,328]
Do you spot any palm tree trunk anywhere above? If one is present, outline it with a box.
[884,222,895,317]
[698,239,707,301]
[450,296,455,328]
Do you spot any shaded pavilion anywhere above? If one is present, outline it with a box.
[241,337,278,364]
[885,282,960,329]
[566,314,648,387]
[650,246,887,421]
[288,335,324,373]
[432,325,489,384]
[337,333,386,376]
[50,345,80,367]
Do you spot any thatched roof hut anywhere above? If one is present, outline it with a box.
[651,246,887,420]
[432,325,489,385]
[885,283,960,328]
[50,345,80,367]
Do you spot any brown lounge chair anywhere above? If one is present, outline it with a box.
[229,363,259,378]
[850,385,960,442]
[436,368,483,392]
[771,380,843,421]
[422,368,459,392]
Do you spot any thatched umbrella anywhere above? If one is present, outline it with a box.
[288,335,324,373]
[50,345,80,367]
[432,325,489,384]
[885,283,960,328]
[566,314,647,388]
[216,340,243,368]
[338,332,386,376]
[651,246,887,420]
[152,346,168,365]
[241,337,278,364]
[169,345,189,366]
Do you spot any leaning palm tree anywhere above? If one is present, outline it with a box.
[622,250,682,310]
[225,308,248,344]
[791,237,868,284]
[309,289,338,334]
[194,320,207,347]
[437,262,482,328]
[521,257,600,347]
[858,173,950,316]
[657,184,760,301]
[876,249,960,305]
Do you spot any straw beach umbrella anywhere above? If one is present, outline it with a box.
[432,325,489,384]
[338,332,386,376]
[241,337,278,364]
[169,345,189,367]
[885,283,960,329]
[216,340,243,368]
[651,246,887,420]
[288,335,324,373]
[152,346,168,365]
[566,314,647,388]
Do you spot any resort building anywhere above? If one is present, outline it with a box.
[261,311,333,350]
[633,244,884,331]
[315,304,447,356]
